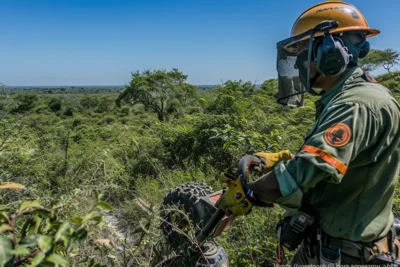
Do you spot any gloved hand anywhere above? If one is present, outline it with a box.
[216,173,254,216]
[254,150,293,174]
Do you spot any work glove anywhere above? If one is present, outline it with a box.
[254,150,293,174]
[216,173,254,216]
[216,173,272,216]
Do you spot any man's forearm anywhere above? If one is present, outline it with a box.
[248,171,282,203]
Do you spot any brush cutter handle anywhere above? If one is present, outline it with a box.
[196,156,270,244]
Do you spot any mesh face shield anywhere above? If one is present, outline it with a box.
[276,46,306,107]
[276,21,339,107]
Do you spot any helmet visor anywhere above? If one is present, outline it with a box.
[276,21,340,107]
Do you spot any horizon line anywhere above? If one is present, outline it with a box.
[4,83,263,88]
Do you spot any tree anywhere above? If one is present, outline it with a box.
[359,49,400,73]
[48,97,62,112]
[206,80,257,115]
[116,69,198,121]
[380,49,400,74]
[95,96,113,113]
[260,78,278,97]
[11,93,38,113]
[80,96,98,109]
[358,49,381,72]
[215,80,256,97]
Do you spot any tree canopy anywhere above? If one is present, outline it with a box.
[116,69,198,121]
[359,48,400,73]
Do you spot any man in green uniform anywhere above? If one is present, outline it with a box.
[217,1,400,265]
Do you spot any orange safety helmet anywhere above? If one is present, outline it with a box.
[276,1,381,107]
[285,1,380,52]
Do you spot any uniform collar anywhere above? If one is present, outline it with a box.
[315,67,363,109]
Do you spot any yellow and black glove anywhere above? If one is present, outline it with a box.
[254,150,293,174]
[216,173,253,216]
[216,173,272,216]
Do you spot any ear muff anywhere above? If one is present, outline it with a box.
[314,32,353,77]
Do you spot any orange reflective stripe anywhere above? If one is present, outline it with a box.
[301,145,347,175]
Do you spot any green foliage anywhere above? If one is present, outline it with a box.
[11,94,38,113]
[116,69,198,121]
[0,67,399,266]
[260,78,278,97]
[63,107,74,117]
[101,115,115,125]
[95,97,113,113]
[80,97,98,110]
[359,49,381,72]
[210,124,280,155]
[119,106,130,116]
[359,49,400,73]
[379,49,400,73]
[207,80,257,114]
[376,71,400,93]
[0,185,109,267]
[48,98,62,112]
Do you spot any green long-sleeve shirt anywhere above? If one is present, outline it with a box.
[275,67,400,242]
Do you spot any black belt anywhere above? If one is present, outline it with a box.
[322,235,373,260]
[322,230,393,261]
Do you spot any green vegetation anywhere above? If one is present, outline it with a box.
[0,65,399,266]
[0,183,108,267]
[116,69,198,121]
[359,48,400,73]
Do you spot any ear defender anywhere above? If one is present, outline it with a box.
[315,31,353,77]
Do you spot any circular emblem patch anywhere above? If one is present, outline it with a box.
[324,122,351,147]
[365,72,378,83]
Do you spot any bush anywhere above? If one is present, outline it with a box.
[120,106,130,116]
[80,97,98,110]
[103,115,115,124]
[382,80,400,92]
[63,107,74,117]
[95,97,113,113]
[11,94,38,113]
[0,182,110,266]
[34,104,50,114]
[48,97,62,112]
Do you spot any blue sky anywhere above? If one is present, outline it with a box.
[1,0,399,86]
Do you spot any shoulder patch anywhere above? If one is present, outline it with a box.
[324,122,352,147]
[364,72,378,83]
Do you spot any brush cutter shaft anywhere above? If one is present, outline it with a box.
[196,155,269,244]
[196,208,226,244]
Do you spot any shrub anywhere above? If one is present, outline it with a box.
[0,182,110,266]
[48,98,62,112]
[11,94,38,113]
[63,107,74,117]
